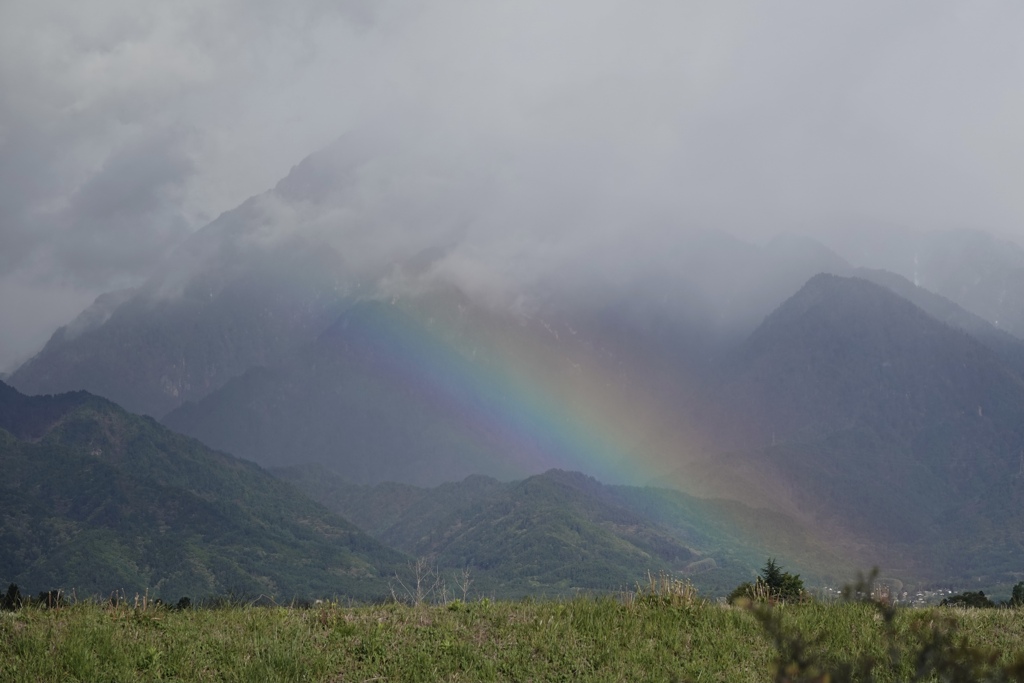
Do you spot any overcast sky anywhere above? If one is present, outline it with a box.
[2,0,1024,370]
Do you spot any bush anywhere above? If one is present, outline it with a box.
[633,571,702,608]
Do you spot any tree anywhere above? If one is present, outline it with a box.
[761,558,784,590]
[1,583,22,611]
[759,558,805,602]
[728,558,805,604]
[1009,582,1024,607]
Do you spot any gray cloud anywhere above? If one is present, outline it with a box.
[2,0,1024,370]
[47,127,194,286]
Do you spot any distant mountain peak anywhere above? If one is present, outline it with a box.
[749,272,931,339]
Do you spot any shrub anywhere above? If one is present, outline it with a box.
[633,571,702,608]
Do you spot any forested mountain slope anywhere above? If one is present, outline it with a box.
[0,381,405,600]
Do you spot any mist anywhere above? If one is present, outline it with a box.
[3,0,1024,371]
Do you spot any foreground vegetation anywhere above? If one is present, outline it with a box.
[5,584,1024,682]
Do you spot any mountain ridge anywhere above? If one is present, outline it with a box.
[0,380,406,600]
[686,273,1024,580]
[274,465,843,597]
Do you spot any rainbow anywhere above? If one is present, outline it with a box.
[322,295,860,580]
[329,294,705,486]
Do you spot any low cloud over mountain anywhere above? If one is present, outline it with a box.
[4,1,1024,370]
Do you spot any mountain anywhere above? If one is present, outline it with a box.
[691,274,1024,581]
[379,469,705,595]
[8,132,858,422]
[0,381,406,600]
[275,465,848,597]
[153,238,1024,586]
[823,228,1024,340]
[164,283,714,486]
[5,132,470,418]
[15,132,1024,591]
[8,235,348,418]
[159,231,851,488]
[714,274,1024,448]
[4,131,394,418]
[164,291,565,485]
[852,267,1024,377]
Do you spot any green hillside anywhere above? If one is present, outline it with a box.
[274,466,837,597]
[0,382,406,601]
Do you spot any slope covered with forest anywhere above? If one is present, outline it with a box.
[0,381,405,600]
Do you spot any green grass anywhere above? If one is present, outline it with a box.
[6,593,1024,679]
[4,596,1024,682]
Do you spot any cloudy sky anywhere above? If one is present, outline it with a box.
[2,0,1023,370]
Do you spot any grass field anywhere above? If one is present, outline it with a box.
[4,591,1024,682]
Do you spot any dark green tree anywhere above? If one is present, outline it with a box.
[727,558,805,604]
[759,558,805,602]
[1,583,22,611]
[1009,582,1024,607]
[761,558,784,589]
